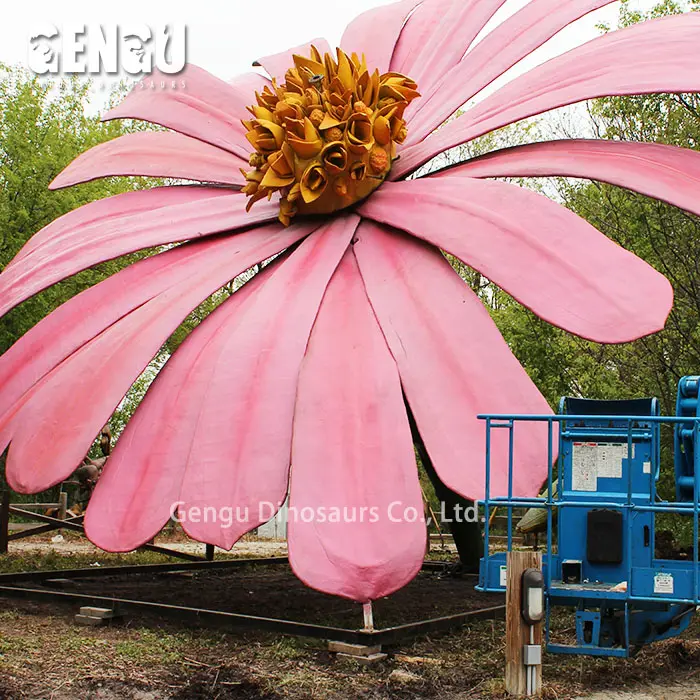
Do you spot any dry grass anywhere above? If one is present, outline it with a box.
[0,551,699,699]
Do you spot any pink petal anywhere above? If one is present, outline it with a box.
[9,186,203,264]
[354,221,552,500]
[359,177,673,343]
[340,0,421,74]
[391,0,455,76]
[84,249,285,552]
[255,39,332,80]
[0,188,277,319]
[394,12,700,178]
[226,71,273,94]
[0,238,220,424]
[436,139,700,218]
[0,220,305,427]
[288,249,425,601]
[4,222,311,495]
[406,0,616,144]
[50,132,247,190]
[407,0,508,99]
[173,216,359,549]
[103,66,263,159]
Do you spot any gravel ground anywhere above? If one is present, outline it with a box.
[6,536,288,558]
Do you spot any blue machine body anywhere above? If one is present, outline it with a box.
[675,376,700,502]
[477,378,700,658]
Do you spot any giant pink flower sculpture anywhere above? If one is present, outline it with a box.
[1,0,699,601]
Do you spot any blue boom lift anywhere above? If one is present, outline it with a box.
[478,376,700,657]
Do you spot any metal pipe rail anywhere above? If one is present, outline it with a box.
[478,410,700,656]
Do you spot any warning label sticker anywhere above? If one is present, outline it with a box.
[572,443,598,491]
[572,442,628,491]
[597,444,624,479]
[654,572,674,594]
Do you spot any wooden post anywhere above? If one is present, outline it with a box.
[0,491,10,554]
[58,492,68,520]
[205,543,215,561]
[505,550,543,696]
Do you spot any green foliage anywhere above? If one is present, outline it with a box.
[0,66,165,493]
[477,0,700,541]
[446,0,700,420]
[0,65,152,354]
[553,1,700,414]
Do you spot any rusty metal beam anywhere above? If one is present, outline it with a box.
[0,583,504,644]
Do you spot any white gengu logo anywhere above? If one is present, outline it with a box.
[28,23,187,76]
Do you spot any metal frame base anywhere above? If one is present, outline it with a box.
[0,558,504,644]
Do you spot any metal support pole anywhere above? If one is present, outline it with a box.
[57,491,67,536]
[505,550,542,696]
[58,492,67,521]
[363,601,374,631]
[0,491,9,554]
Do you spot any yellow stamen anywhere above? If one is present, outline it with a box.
[368,146,389,174]
[242,47,419,225]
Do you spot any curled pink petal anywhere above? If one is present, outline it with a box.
[391,0,456,76]
[407,0,508,99]
[359,177,673,343]
[354,221,553,500]
[0,220,307,428]
[406,0,617,143]
[394,12,700,178]
[175,216,359,550]
[84,250,285,552]
[288,249,425,601]
[103,66,262,158]
[50,132,247,190]
[4,222,310,495]
[435,139,700,218]
[340,0,421,74]
[255,39,332,80]
[0,188,277,319]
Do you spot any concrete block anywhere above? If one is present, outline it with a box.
[328,641,382,656]
[79,606,120,619]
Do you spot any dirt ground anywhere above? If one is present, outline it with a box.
[0,544,699,699]
[582,685,700,699]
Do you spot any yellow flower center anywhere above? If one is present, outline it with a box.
[241,47,420,226]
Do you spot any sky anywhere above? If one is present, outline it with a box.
[0,0,658,111]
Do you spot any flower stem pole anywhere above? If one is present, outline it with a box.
[406,402,482,568]
[0,490,9,554]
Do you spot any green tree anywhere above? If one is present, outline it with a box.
[0,65,152,354]
[454,0,700,419]
[483,0,700,521]
[554,0,700,416]
[0,66,159,494]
